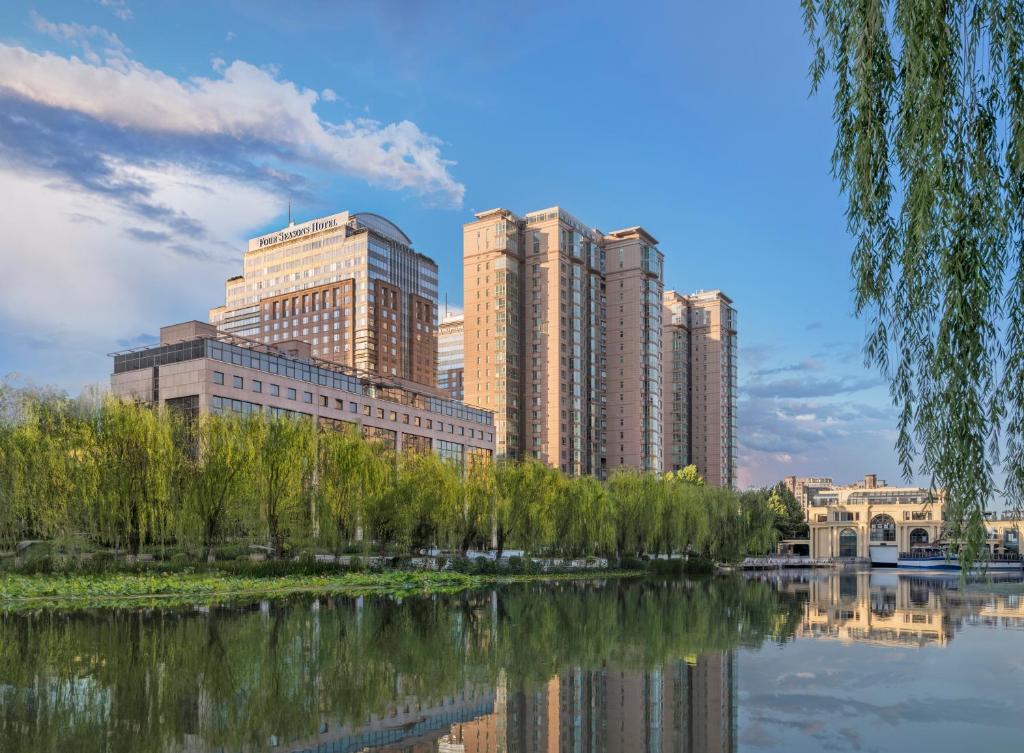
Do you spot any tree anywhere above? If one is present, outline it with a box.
[552,476,614,557]
[803,0,1024,567]
[768,483,809,539]
[93,398,177,556]
[493,459,557,558]
[249,413,315,556]
[664,464,704,486]
[180,414,255,561]
[608,469,664,557]
[317,427,392,555]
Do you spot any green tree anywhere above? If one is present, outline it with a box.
[317,426,392,555]
[92,398,177,556]
[803,0,1024,567]
[768,482,809,539]
[179,413,256,561]
[248,413,315,556]
[493,458,557,557]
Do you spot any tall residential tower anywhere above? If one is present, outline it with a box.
[463,207,664,476]
[662,290,737,488]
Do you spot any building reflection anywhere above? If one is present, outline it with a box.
[433,653,735,753]
[757,570,1024,648]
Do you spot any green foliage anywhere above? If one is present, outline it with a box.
[802,0,1024,569]
[0,385,776,565]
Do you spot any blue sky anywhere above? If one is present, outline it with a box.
[0,0,908,488]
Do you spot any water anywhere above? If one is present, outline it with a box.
[1,570,1022,753]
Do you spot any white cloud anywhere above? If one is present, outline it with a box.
[321,87,338,102]
[0,162,279,388]
[0,27,464,205]
[98,0,133,22]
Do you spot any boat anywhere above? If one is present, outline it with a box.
[897,546,1023,571]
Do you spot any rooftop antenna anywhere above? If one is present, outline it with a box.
[444,293,448,318]
[288,199,293,226]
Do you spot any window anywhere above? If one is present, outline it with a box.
[233,375,243,389]
[213,371,224,385]
[320,395,329,407]
[839,528,858,558]
[349,402,358,413]
[870,514,896,543]
[303,391,313,404]
[287,388,297,400]
[252,380,262,393]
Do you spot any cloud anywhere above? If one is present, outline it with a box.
[321,87,338,102]
[743,375,881,399]
[225,31,236,42]
[0,27,465,205]
[98,0,133,22]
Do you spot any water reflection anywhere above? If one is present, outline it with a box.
[2,572,1023,752]
[750,569,1024,648]
[1,579,788,753]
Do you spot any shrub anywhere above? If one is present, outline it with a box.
[649,558,685,576]
[618,556,647,572]
[682,556,715,575]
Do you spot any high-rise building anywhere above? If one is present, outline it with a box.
[438,312,465,400]
[662,290,738,488]
[463,207,663,476]
[210,211,439,387]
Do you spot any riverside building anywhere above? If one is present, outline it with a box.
[463,207,664,476]
[110,321,495,463]
[438,312,465,400]
[210,211,439,387]
[661,290,738,488]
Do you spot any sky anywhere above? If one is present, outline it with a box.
[0,0,911,489]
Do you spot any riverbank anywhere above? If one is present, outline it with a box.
[0,568,650,612]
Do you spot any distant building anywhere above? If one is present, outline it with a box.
[463,207,664,476]
[782,475,835,510]
[210,211,439,387]
[661,290,738,488]
[438,313,465,400]
[111,321,494,463]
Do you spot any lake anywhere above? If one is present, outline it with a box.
[1,569,1022,752]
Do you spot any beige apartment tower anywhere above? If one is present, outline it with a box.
[210,211,439,387]
[464,206,663,475]
[662,290,737,488]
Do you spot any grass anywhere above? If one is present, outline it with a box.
[0,567,649,612]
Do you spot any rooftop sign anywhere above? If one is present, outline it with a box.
[248,212,349,252]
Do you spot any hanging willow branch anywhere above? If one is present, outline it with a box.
[803,0,1024,569]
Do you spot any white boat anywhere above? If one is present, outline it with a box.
[897,547,1022,571]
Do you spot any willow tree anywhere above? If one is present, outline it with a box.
[93,398,177,556]
[803,0,1024,566]
[493,458,557,557]
[180,413,256,561]
[317,427,392,555]
[248,413,315,555]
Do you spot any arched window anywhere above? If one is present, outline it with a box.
[839,528,858,558]
[910,528,929,546]
[870,514,896,542]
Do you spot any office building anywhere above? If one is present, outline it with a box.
[111,321,495,463]
[210,211,439,387]
[463,206,663,476]
[661,290,738,487]
[438,312,465,400]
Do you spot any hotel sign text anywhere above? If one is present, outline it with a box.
[256,217,341,249]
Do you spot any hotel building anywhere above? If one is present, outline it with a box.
[210,211,439,387]
[438,312,465,400]
[661,290,738,487]
[463,207,664,476]
[111,321,495,463]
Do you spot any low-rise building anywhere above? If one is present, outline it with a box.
[111,321,495,464]
[807,475,943,563]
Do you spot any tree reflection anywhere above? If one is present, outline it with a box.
[0,577,803,753]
